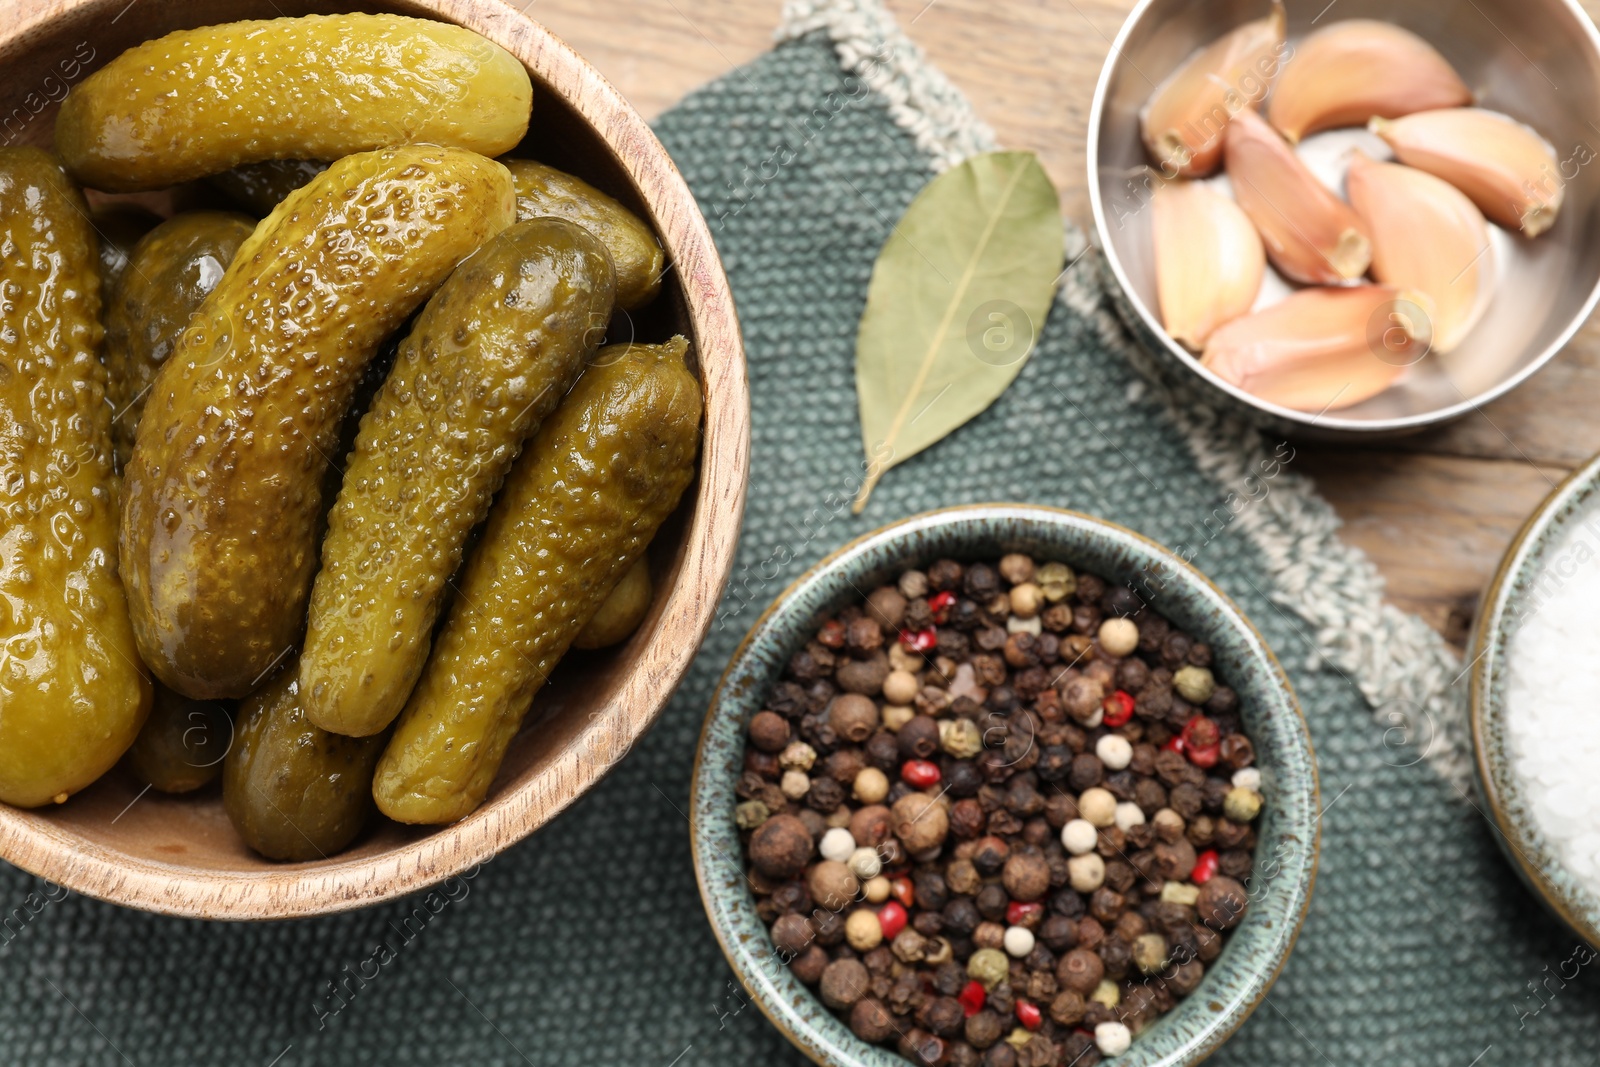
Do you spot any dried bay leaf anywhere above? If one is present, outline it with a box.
[852,150,1063,513]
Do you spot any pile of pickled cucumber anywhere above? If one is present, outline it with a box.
[0,13,703,860]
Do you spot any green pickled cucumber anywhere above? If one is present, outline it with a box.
[505,159,665,311]
[119,145,515,700]
[301,217,616,738]
[92,205,161,295]
[573,557,654,650]
[56,14,533,192]
[223,663,386,860]
[104,211,255,471]
[125,685,232,794]
[0,148,152,807]
[373,338,702,823]
[208,160,328,216]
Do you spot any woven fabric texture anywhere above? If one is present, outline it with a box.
[0,30,1595,1067]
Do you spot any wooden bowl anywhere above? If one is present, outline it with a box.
[0,0,748,919]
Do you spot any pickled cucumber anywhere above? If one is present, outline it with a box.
[0,148,151,807]
[104,211,255,471]
[506,160,665,311]
[573,557,654,650]
[93,205,161,295]
[301,217,616,738]
[56,14,533,192]
[223,663,385,860]
[373,338,702,823]
[125,685,232,794]
[208,160,327,216]
[120,146,516,700]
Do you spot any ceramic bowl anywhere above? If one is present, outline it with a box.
[1087,0,1600,440]
[1471,451,1600,947]
[0,0,748,919]
[692,505,1319,1067]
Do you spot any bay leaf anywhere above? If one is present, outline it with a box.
[852,150,1063,513]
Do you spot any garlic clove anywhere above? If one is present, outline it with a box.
[1266,20,1471,143]
[1201,285,1433,412]
[1140,2,1286,179]
[1152,180,1265,350]
[1370,108,1564,236]
[1346,151,1493,354]
[1223,108,1371,284]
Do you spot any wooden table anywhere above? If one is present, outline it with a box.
[533,0,1600,650]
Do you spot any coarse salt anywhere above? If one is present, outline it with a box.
[1507,511,1600,892]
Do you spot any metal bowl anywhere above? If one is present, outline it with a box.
[1088,0,1600,439]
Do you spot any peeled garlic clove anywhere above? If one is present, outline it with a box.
[1346,152,1492,354]
[1223,108,1371,284]
[1152,181,1265,350]
[1202,285,1432,412]
[1266,20,1470,143]
[1371,108,1563,236]
[1141,2,1286,179]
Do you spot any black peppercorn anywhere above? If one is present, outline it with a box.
[1035,746,1072,784]
[972,835,1010,876]
[1220,732,1254,768]
[771,913,815,955]
[1071,603,1101,635]
[1068,753,1104,791]
[807,776,845,813]
[928,559,964,592]
[1201,777,1231,814]
[846,616,884,656]
[950,598,985,631]
[976,883,1010,922]
[1100,585,1143,618]
[1168,783,1202,820]
[915,870,950,911]
[900,715,942,760]
[1039,914,1078,952]
[791,944,829,985]
[963,562,1000,600]
[771,881,812,915]
[865,730,900,773]
[913,911,944,938]
[1049,886,1086,919]
[941,897,981,940]
[1160,632,1192,669]
[901,1029,947,1067]
[918,995,966,1038]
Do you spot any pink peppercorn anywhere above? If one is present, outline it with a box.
[878,901,908,940]
[959,980,986,1017]
[901,759,941,789]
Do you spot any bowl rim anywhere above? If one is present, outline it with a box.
[1470,449,1600,947]
[0,0,750,920]
[1085,0,1600,435]
[690,503,1320,1067]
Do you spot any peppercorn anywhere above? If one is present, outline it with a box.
[1056,947,1104,994]
[1212,817,1249,850]
[972,835,1011,875]
[894,792,950,853]
[749,709,793,754]
[915,870,950,912]
[1206,684,1239,715]
[1002,852,1051,902]
[790,943,829,985]
[1067,853,1106,894]
[1196,875,1248,929]
[1153,837,1197,881]
[969,884,1008,924]
[821,957,871,1008]
[808,861,860,910]
[899,715,942,761]
[936,894,981,939]
[866,730,903,771]
[807,776,845,813]
[917,994,966,1039]
[1037,913,1078,953]
[838,654,892,696]
[750,814,813,880]
[1168,782,1202,819]
[846,804,889,849]
[928,559,963,592]
[1068,753,1105,792]
[1223,787,1262,824]
[771,912,816,956]
[1169,958,1205,996]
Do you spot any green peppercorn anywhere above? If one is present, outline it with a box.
[1173,665,1216,704]
[735,800,770,830]
[1223,786,1263,823]
[1036,562,1076,602]
[967,947,1011,989]
[1132,932,1170,975]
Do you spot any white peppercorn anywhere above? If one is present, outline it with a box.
[1078,787,1117,828]
[1061,819,1098,856]
[882,705,915,732]
[1068,853,1106,893]
[846,909,884,951]
[1113,802,1146,831]
[1232,767,1262,792]
[820,826,858,863]
[1003,925,1035,958]
[848,846,883,881]
[781,769,811,799]
[1097,617,1139,658]
[1095,734,1132,771]
[780,740,817,771]
[854,767,889,804]
[1095,1021,1131,1056]
[883,669,919,706]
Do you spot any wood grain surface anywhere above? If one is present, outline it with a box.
[528,0,1600,650]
